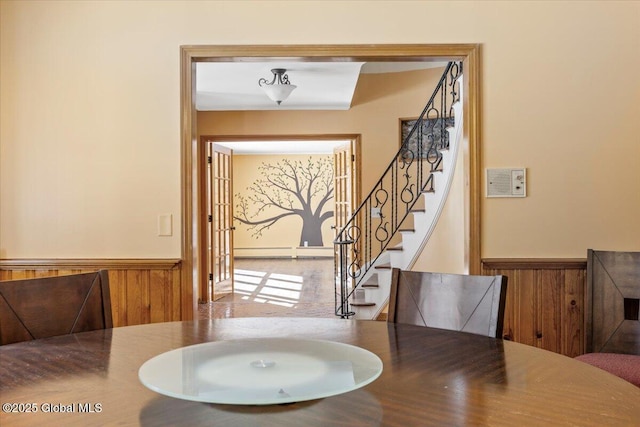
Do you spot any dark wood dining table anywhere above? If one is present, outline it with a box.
[1,317,638,426]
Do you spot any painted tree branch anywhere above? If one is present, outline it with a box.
[234,156,335,245]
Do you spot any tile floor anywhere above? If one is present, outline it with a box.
[197,258,336,319]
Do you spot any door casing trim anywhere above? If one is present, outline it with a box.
[198,134,362,302]
[180,44,482,320]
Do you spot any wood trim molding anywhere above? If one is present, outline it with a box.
[202,134,362,142]
[481,257,587,356]
[0,259,181,270]
[482,258,587,270]
[465,46,481,275]
[180,44,479,60]
[181,44,482,317]
[0,259,184,326]
[181,45,197,320]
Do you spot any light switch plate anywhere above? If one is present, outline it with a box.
[158,214,173,236]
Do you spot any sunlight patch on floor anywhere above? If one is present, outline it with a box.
[234,282,258,292]
[264,279,303,291]
[269,273,304,283]
[234,274,264,285]
[232,268,303,308]
[260,286,300,300]
[235,269,267,277]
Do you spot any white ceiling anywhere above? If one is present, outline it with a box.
[214,140,350,155]
[200,61,447,153]
[196,62,363,111]
[195,61,447,111]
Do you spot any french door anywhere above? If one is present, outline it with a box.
[333,142,353,238]
[333,140,359,276]
[206,142,234,301]
[198,136,360,304]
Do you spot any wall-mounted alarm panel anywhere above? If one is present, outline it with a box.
[486,168,526,198]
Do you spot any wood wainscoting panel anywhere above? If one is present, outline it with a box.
[482,259,586,357]
[0,259,182,328]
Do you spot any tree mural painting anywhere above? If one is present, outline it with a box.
[234,156,334,246]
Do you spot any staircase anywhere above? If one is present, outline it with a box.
[334,62,464,319]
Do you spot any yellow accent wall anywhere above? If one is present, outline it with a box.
[232,154,335,258]
[1,1,639,259]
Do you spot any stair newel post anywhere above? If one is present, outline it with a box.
[366,197,372,270]
[334,237,355,318]
[391,157,396,234]
[417,119,423,189]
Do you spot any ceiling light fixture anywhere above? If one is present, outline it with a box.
[258,68,296,105]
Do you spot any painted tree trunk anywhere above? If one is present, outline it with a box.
[299,215,324,246]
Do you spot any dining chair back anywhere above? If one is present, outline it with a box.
[575,250,640,387]
[584,249,640,354]
[0,270,112,345]
[387,268,508,338]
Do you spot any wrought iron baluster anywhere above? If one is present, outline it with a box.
[333,61,462,318]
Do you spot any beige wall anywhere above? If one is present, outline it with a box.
[413,143,467,274]
[1,1,639,259]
